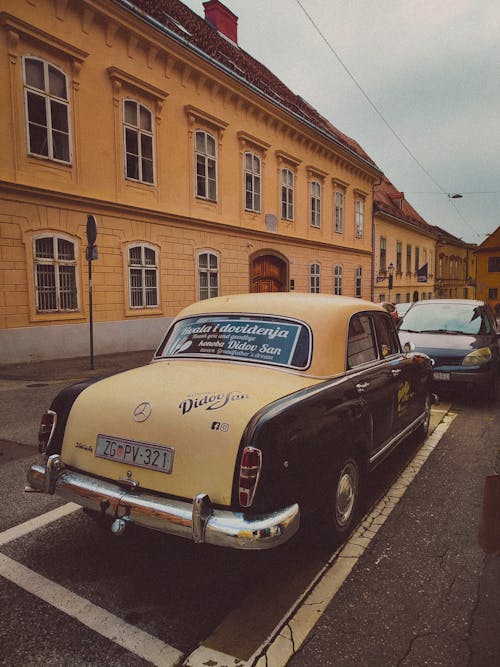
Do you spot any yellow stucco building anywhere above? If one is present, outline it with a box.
[475,225,500,315]
[0,0,382,363]
[434,227,476,300]
[373,177,437,305]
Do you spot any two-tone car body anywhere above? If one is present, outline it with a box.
[27,293,433,550]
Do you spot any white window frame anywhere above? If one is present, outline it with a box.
[334,264,343,295]
[123,99,155,184]
[310,181,321,228]
[355,266,362,298]
[355,198,364,238]
[244,151,261,213]
[334,190,344,233]
[309,263,320,294]
[127,243,159,308]
[198,251,219,300]
[33,234,78,312]
[195,130,217,201]
[281,168,294,221]
[23,56,71,164]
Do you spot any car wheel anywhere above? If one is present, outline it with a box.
[320,450,360,544]
[417,394,431,440]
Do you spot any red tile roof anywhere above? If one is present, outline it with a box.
[126,0,379,169]
[374,175,436,235]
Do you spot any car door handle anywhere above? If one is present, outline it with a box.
[391,369,401,377]
[356,382,370,393]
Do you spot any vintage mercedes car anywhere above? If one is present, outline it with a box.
[27,293,433,550]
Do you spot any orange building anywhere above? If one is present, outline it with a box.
[475,225,500,315]
[0,0,382,363]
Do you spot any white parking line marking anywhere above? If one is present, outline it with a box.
[183,413,457,667]
[0,503,80,547]
[0,554,183,666]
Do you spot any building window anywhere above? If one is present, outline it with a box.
[244,152,261,212]
[198,252,219,300]
[380,237,387,272]
[355,198,364,238]
[415,247,420,273]
[396,242,402,273]
[23,57,70,163]
[488,257,500,272]
[309,263,320,293]
[334,264,343,295]
[406,244,412,274]
[123,100,154,184]
[128,245,158,308]
[334,190,344,233]
[195,130,217,201]
[34,236,78,312]
[355,266,362,297]
[489,288,498,299]
[310,181,321,228]
[281,168,294,220]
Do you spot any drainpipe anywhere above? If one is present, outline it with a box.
[371,177,383,302]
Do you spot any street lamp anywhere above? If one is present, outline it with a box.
[376,261,395,301]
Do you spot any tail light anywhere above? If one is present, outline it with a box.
[239,446,262,508]
[38,410,56,453]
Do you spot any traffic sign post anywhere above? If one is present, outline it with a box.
[86,215,98,370]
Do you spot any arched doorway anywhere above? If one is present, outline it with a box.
[250,253,288,292]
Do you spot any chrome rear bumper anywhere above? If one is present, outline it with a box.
[26,455,300,550]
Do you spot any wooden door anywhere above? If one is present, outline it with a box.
[251,255,287,292]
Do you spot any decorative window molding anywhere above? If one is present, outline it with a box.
[309,263,320,294]
[237,131,270,155]
[23,56,71,163]
[198,250,219,300]
[33,233,79,312]
[127,243,159,308]
[185,105,228,138]
[107,66,167,118]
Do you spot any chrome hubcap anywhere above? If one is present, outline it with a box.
[336,461,358,527]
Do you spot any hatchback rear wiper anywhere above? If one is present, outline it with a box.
[419,329,462,334]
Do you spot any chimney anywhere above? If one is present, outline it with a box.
[203,0,238,44]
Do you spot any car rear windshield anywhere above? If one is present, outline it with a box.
[156,314,312,369]
[399,303,492,335]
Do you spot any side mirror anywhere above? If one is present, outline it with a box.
[403,341,415,353]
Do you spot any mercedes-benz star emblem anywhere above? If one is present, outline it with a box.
[133,402,152,422]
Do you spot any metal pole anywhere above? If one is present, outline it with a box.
[88,256,94,370]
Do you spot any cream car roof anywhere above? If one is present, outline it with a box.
[172,293,386,378]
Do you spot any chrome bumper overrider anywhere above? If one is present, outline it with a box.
[26,455,300,550]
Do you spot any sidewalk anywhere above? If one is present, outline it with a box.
[0,349,154,383]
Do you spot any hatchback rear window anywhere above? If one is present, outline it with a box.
[156,315,312,369]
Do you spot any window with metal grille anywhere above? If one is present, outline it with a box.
[281,168,294,220]
[195,131,217,201]
[310,181,321,228]
[355,198,364,238]
[355,266,362,297]
[334,190,344,233]
[309,263,320,293]
[198,252,219,300]
[34,236,77,312]
[334,264,343,295]
[244,152,261,212]
[124,100,154,184]
[128,245,158,308]
[23,57,70,163]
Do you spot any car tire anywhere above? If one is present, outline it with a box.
[320,449,361,545]
[417,394,431,440]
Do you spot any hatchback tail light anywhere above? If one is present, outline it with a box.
[38,410,56,453]
[239,446,262,508]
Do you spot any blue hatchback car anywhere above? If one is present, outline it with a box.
[398,299,500,402]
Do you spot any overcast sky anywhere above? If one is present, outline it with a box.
[182,0,500,243]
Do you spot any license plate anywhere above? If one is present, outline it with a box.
[433,371,450,381]
[95,435,174,473]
